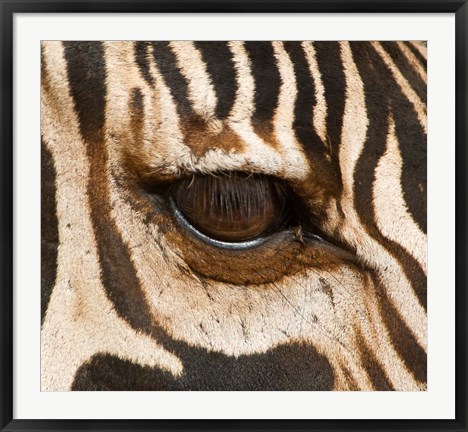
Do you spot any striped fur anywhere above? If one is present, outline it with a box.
[41,41,427,391]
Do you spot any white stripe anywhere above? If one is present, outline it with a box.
[410,41,427,60]
[227,41,255,123]
[266,42,311,178]
[302,42,327,143]
[361,293,424,390]
[271,41,299,152]
[373,113,427,272]
[169,41,218,121]
[339,41,368,200]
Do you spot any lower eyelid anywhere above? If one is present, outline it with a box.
[169,196,269,250]
[164,206,357,286]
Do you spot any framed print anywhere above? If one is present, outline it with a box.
[1,0,467,431]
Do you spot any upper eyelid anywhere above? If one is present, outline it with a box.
[149,169,289,187]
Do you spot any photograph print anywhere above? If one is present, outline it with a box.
[40,40,427,391]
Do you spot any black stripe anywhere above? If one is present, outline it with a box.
[134,42,154,86]
[151,42,193,118]
[41,138,59,325]
[380,42,426,105]
[62,42,106,145]
[376,277,427,385]
[356,331,394,390]
[194,42,237,119]
[283,42,324,156]
[341,366,360,390]
[312,42,346,155]
[378,230,427,310]
[348,43,389,230]
[93,207,154,331]
[64,41,155,333]
[244,42,281,126]
[391,97,427,234]
[350,42,427,312]
[72,341,334,391]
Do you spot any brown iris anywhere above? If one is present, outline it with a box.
[170,173,290,243]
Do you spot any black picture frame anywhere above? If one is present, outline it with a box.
[1,0,467,431]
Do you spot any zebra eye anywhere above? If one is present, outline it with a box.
[169,173,291,245]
